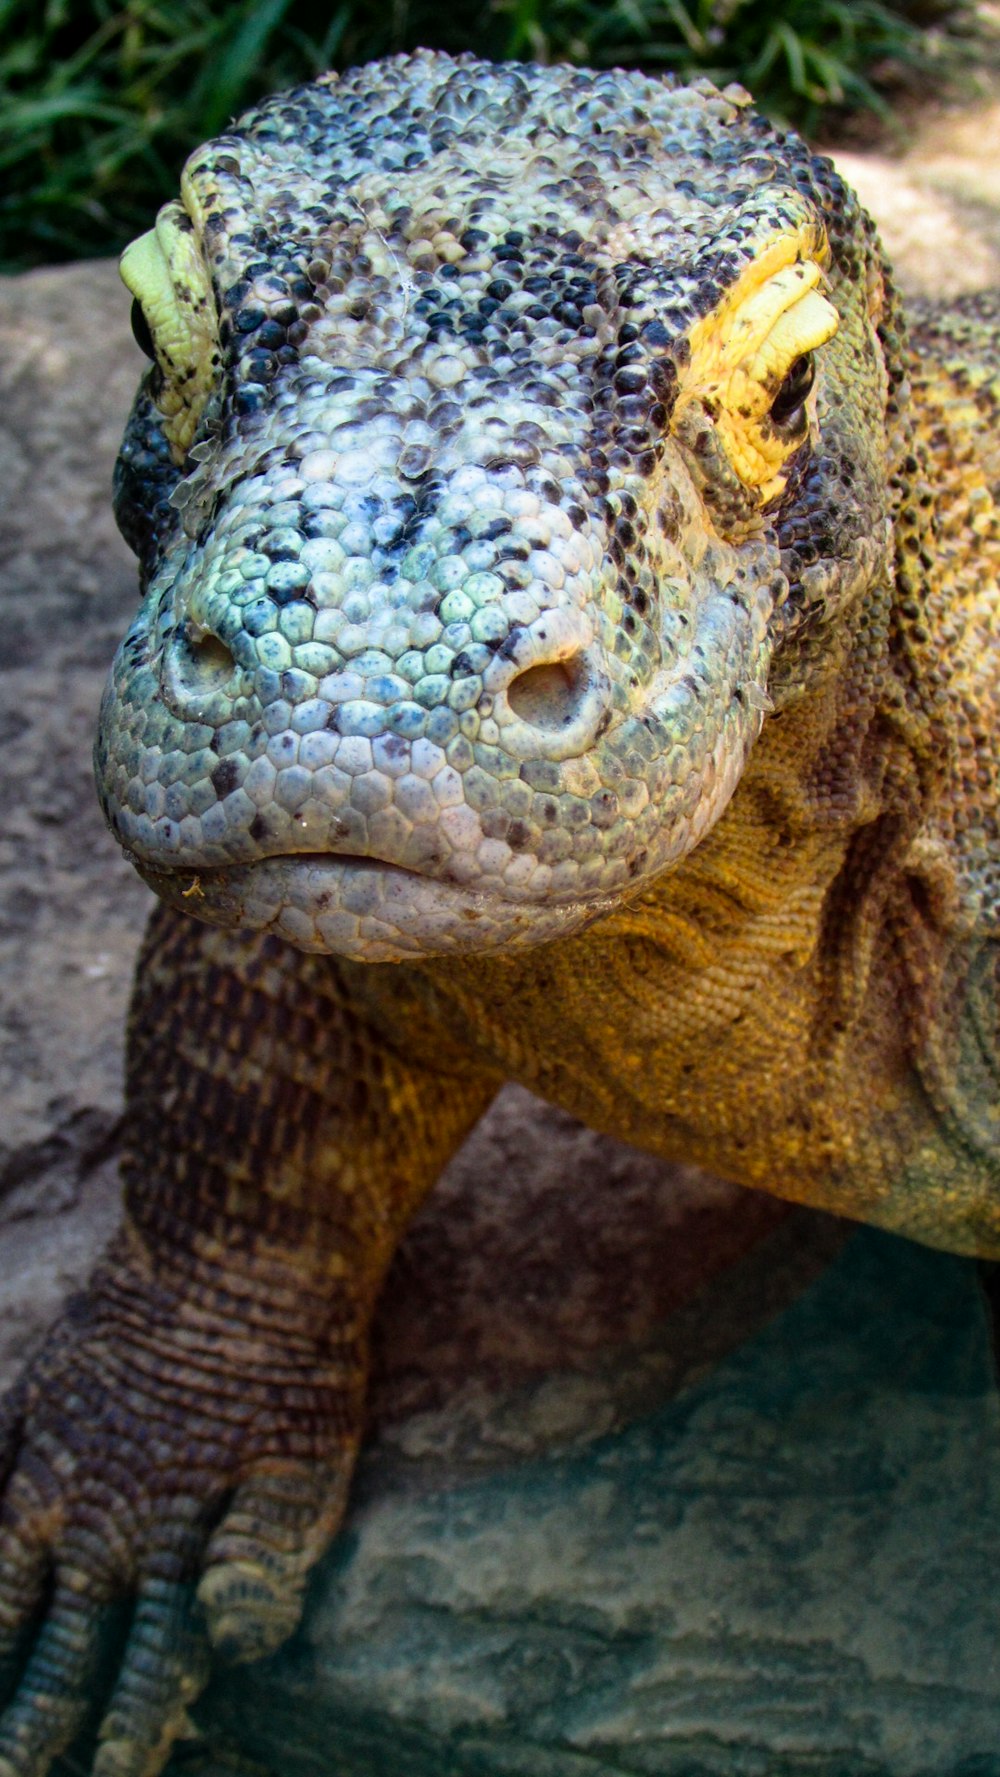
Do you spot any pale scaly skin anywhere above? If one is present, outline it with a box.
[0,50,997,1777]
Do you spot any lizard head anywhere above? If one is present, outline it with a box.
[98,51,902,962]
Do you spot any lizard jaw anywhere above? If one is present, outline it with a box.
[134,852,622,962]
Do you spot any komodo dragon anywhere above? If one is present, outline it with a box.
[0,48,997,1777]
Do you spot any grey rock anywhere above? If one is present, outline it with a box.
[208,1231,1000,1777]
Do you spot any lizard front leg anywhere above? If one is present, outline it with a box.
[0,903,498,1777]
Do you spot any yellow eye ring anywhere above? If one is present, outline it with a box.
[120,201,219,460]
[674,218,840,503]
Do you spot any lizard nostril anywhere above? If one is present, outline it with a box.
[506,653,591,733]
[161,622,240,715]
[179,625,237,691]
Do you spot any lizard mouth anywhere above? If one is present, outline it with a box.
[134,851,620,963]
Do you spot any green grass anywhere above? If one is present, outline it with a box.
[0,0,983,270]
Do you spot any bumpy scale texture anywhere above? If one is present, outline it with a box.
[0,50,997,1777]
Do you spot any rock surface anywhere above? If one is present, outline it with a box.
[0,97,999,1777]
[208,1232,1000,1777]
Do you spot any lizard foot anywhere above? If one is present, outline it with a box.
[0,1277,357,1777]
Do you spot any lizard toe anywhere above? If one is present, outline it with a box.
[94,1571,210,1777]
[0,1529,50,1681]
[0,1584,107,1776]
[0,1452,69,1696]
[198,1461,352,1662]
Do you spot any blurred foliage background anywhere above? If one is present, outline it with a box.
[0,0,987,270]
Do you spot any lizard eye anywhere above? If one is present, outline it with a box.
[770,353,815,429]
[672,219,838,505]
[130,298,157,362]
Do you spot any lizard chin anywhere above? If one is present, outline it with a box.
[134,853,622,962]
